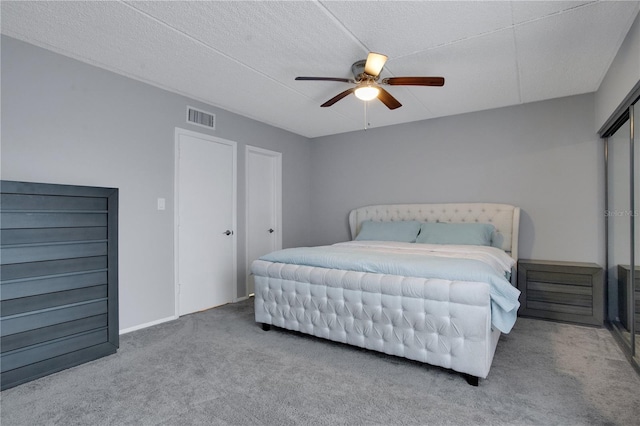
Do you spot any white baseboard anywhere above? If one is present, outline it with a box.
[119,315,178,335]
[119,297,251,335]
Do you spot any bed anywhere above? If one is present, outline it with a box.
[252,203,521,385]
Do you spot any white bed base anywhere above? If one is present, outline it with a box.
[253,203,520,384]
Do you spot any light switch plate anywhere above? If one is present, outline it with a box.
[157,198,166,211]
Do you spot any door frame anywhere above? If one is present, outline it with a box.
[245,145,282,296]
[174,127,238,316]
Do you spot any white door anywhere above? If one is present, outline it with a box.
[245,146,282,295]
[176,128,237,316]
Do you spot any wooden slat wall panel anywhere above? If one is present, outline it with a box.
[1,194,107,211]
[0,256,108,281]
[2,300,108,336]
[2,329,108,372]
[1,227,107,245]
[1,314,108,352]
[1,271,108,300]
[0,180,118,390]
[1,212,107,229]
[1,242,108,265]
[0,181,114,197]
[1,344,117,390]
[1,285,107,316]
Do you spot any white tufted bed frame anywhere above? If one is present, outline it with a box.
[253,203,520,385]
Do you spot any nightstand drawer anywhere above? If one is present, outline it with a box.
[518,260,603,326]
[526,270,594,286]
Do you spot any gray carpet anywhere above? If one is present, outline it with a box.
[1,298,639,426]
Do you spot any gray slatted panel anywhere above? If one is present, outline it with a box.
[0,180,118,390]
[0,181,115,197]
[1,314,108,352]
[1,329,108,372]
[1,194,107,211]
[1,227,107,245]
[1,271,108,300]
[1,241,108,265]
[0,256,107,281]
[1,300,108,336]
[0,343,117,390]
[106,188,119,345]
[2,212,107,229]
[1,285,107,316]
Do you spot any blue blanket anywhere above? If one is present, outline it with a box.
[260,245,520,333]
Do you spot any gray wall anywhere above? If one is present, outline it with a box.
[595,12,640,132]
[1,36,312,331]
[309,94,605,266]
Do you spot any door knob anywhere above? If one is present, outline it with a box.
[268,228,274,233]
[223,230,233,236]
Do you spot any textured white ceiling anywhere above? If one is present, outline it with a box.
[2,1,639,138]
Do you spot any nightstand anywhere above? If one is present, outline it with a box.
[618,265,640,333]
[517,259,603,326]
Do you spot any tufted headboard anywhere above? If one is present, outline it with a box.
[348,203,521,262]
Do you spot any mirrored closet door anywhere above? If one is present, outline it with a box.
[605,100,639,372]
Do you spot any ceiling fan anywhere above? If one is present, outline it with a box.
[295,52,445,110]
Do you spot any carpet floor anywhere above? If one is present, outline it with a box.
[1,298,639,425]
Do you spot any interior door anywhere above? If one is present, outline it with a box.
[246,146,282,295]
[176,128,236,316]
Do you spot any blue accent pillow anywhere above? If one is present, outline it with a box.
[355,220,422,243]
[416,222,495,246]
[491,232,504,249]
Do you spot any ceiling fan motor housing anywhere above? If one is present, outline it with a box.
[351,60,372,81]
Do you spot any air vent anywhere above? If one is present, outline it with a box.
[187,106,216,129]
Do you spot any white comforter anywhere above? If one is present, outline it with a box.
[335,241,515,278]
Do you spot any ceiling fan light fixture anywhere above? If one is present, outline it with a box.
[364,52,388,76]
[354,84,380,101]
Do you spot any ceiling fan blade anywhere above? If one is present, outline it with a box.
[321,88,356,107]
[381,76,445,86]
[296,76,356,83]
[377,87,402,110]
[364,52,388,77]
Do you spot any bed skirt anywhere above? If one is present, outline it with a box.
[252,260,502,380]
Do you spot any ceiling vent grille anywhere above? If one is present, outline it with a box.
[187,106,216,129]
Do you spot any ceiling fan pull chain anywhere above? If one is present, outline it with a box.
[364,100,368,130]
